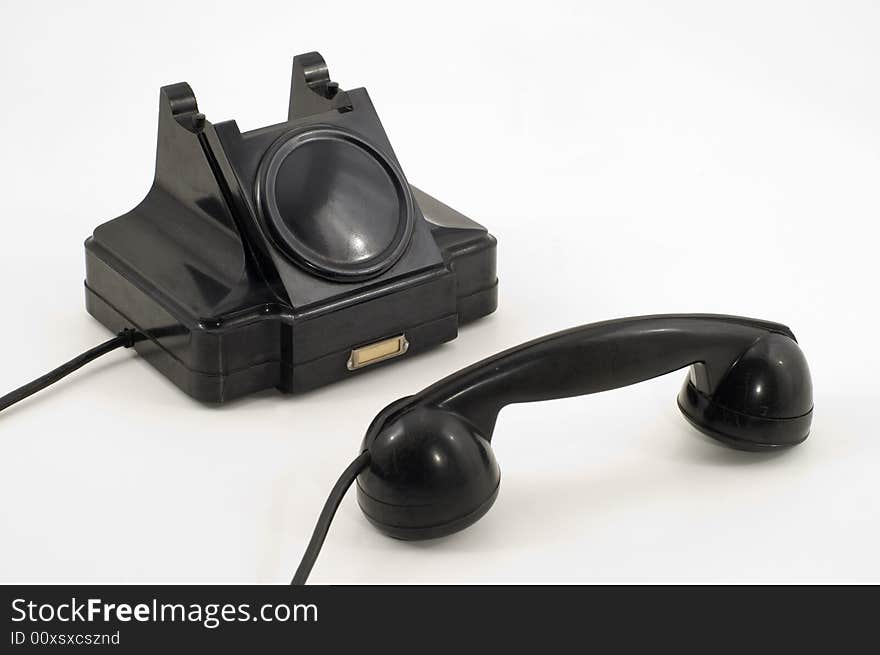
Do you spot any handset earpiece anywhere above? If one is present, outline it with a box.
[356,314,813,541]
[677,330,813,450]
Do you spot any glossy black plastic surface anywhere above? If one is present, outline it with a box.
[358,406,501,540]
[356,314,813,540]
[677,332,813,451]
[257,127,415,280]
[83,53,497,401]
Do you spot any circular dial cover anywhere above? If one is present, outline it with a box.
[257,127,414,281]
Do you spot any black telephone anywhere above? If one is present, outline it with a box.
[84,52,498,401]
[0,56,814,587]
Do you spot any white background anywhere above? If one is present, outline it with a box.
[0,0,877,584]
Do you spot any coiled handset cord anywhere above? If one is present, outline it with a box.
[0,329,140,414]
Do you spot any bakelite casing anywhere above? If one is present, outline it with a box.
[356,315,813,540]
[84,54,498,402]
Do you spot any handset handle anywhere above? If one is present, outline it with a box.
[415,314,795,439]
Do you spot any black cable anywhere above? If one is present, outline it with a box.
[0,329,140,414]
[292,451,371,585]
